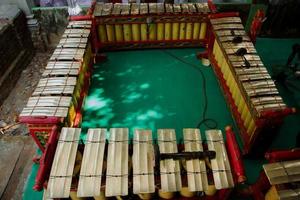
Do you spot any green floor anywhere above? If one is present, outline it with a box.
[23,38,300,199]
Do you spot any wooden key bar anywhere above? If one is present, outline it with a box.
[157,129,182,192]
[47,128,81,198]
[183,128,208,192]
[77,129,106,197]
[106,128,129,197]
[206,130,234,189]
[132,129,155,194]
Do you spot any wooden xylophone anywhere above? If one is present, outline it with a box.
[206,14,295,155]
[93,3,211,50]
[19,20,93,151]
[44,127,236,199]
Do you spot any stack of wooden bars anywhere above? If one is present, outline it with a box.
[45,127,234,200]
[94,3,210,50]
[263,159,300,200]
[19,20,92,151]
[208,16,293,154]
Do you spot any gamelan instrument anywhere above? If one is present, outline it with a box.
[40,127,240,199]
[19,20,92,151]
[263,159,300,200]
[94,2,211,50]
[207,14,295,155]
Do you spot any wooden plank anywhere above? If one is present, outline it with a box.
[45,61,81,70]
[148,3,157,14]
[77,129,106,197]
[57,38,88,49]
[132,129,155,194]
[50,48,85,61]
[94,2,104,17]
[42,68,79,77]
[105,128,128,197]
[130,3,139,15]
[210,17,242,25]
[101,3,113,16]
[26,96,72,107]
[213,24,245,31]
[47,128,81,198]
[263,160,300,185]
[67,21,91,29]
[120,3,130,15]
[278,188,300,200]
[37,77,77,87]
[32,85,75,96]
[112,3,121,16]
[206,130,234,189]
[20,107,68,117]
[183,128,208,192]
[165,4,173,13]
[157,129,182,192]
[139,3,148,15]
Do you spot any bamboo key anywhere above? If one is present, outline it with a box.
[47,128,81,198]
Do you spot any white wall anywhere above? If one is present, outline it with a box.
[0,0,35,15]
